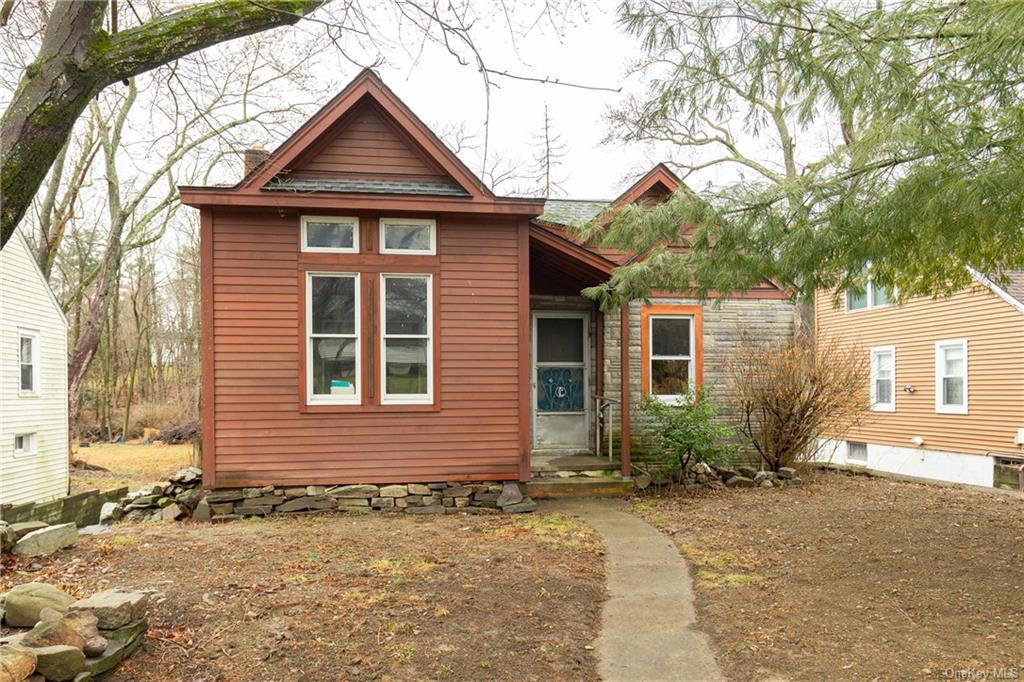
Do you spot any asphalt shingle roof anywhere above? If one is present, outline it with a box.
[537,199,610,226]
[265,177,471,197]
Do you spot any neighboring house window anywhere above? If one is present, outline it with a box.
[869,346,895,412]
[847,441,868,464]
[380,218,436,255]
[18,330,39,395]
[935,339,968,414]
[307,273,360,404]
[13,433,37,456]
[381,274,432,403]
[301,216,359,253]
[846,272,894,311]
[641,305,702,404]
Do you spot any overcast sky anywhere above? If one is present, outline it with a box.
[300,2,667,200]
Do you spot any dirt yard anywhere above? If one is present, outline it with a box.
[71,443,192,493]
[0,511,604,681]
[633,470,1024,681]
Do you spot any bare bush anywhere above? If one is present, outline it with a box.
[726,334,869,471]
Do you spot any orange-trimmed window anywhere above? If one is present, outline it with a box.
[640,304,703,403]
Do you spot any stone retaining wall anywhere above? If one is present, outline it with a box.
[1,488,128,527]
[194,481,536,521]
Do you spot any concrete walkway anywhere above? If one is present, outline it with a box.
[548,499,724,682]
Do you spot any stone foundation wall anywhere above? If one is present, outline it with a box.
[194,481,535,521]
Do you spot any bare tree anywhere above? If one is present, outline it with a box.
[529,104,568,197]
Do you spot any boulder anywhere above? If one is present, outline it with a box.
[737,465,758,479]
[98,503,119,525]
[82,619,146,678]
[20,620,86,651]
[330,485,378,499]
[711,464,738,479]
[69,591,147,630]
[9,523,48,540]
[378,485,408,498]
[82,636,108,658]
[724,476,756,488]
[0,522,15,553]
[4,584,75,627]
[191,499,212,522]
[59,612,99,641]
[753,471,770,485]
[502,497,538,513]
[19,645,85,682]
[12,524,77,559]
[777,466,797,480]
[0,646,37,682]
[759,479,774,488]
[496,482,523,507]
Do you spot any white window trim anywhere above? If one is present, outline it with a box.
[380,273,434,405]
[846,440,868,464]
[869,345,896,412]
[17,329,40,397]
[13,432,38,457]
[300,215,360,253]
[648,314,695,404]
[935,338,968,414]
[379,218,437,255]
[306,272,361,406]
[845,281,896,312]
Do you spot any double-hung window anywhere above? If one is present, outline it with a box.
[380,218,436,255]
[381,274,432,403]
[307,273,360,404]
[935,339,967,414]
[869,346,895,412]
[18,330,39,396]
[647,313,696,403]
[301,216,359,253]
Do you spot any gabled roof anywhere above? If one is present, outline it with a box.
[968,267,1024,313]
[611,163,681,207]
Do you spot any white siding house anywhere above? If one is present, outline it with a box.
[0,230,69,506]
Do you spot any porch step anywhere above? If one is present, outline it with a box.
[527,477,635,499]
[531,452,621,473]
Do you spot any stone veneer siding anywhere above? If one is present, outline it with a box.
[603,297,796,466]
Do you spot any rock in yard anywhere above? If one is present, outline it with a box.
[777,466,797,480]
[160,504,184,521]
[378,485,408,498]
[82,619,146,678]
[69,591,147,630]
[169,467,202,485]
[82,635,108,658]
[0,522,15,553]
[98,503,119,525]
[0,645,37,681]
[737,465,758,479]
[787,477,804,487]
[495,483,523,507]
[9,522,49,540]
[634,473,653,490]
[759,479,774,488]
[21,619,86,650]
[59,612,99,641]
[20,644,85,682]
[502,497,538,513]
[753,471,770,484]
[724,476,756,488]
[12,524,78,558]
[4,584,75,627]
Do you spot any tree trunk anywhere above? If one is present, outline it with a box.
[0,0,324,246]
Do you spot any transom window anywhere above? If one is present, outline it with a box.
[301,216,359,253]
[648,314,695,403]
[935,339,968,414]
[380,218,436,255]
[869,346,895,412]
[381,274,433,403]
[18,330,39,395]
[13,433,37,456]
[306,273,360,404]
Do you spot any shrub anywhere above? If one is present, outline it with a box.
[726,335,869,471]
[641,389,739,482]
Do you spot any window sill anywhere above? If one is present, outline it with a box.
[17,392,40,398]
[300,402,440,414]
[936,405,968,415]
[870,405,895,413]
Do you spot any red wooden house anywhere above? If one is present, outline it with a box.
[179,70,793,493]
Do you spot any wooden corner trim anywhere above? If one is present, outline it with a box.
[199,210,216,488]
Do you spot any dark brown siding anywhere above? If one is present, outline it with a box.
[208,210,523,486]
[288,102,451,185]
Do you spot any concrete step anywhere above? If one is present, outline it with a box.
[527,477,635,499]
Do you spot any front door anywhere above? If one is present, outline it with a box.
[532,312,589,450]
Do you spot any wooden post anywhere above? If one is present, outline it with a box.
[620,304,631,478]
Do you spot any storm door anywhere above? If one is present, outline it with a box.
[531,312,589,450]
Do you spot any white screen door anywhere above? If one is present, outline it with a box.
[532,312,589,450]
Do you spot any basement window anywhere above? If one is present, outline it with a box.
[13,433,37,457]
[847,441,868,464]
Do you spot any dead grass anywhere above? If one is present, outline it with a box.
[0,511,604,681]
[71,442,192,492]
[632,470,1024,680]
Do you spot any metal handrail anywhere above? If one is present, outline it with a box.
[594,395,621,462]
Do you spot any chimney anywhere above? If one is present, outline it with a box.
[243,145,270,177]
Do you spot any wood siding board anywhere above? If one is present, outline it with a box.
[200,209,217,487]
